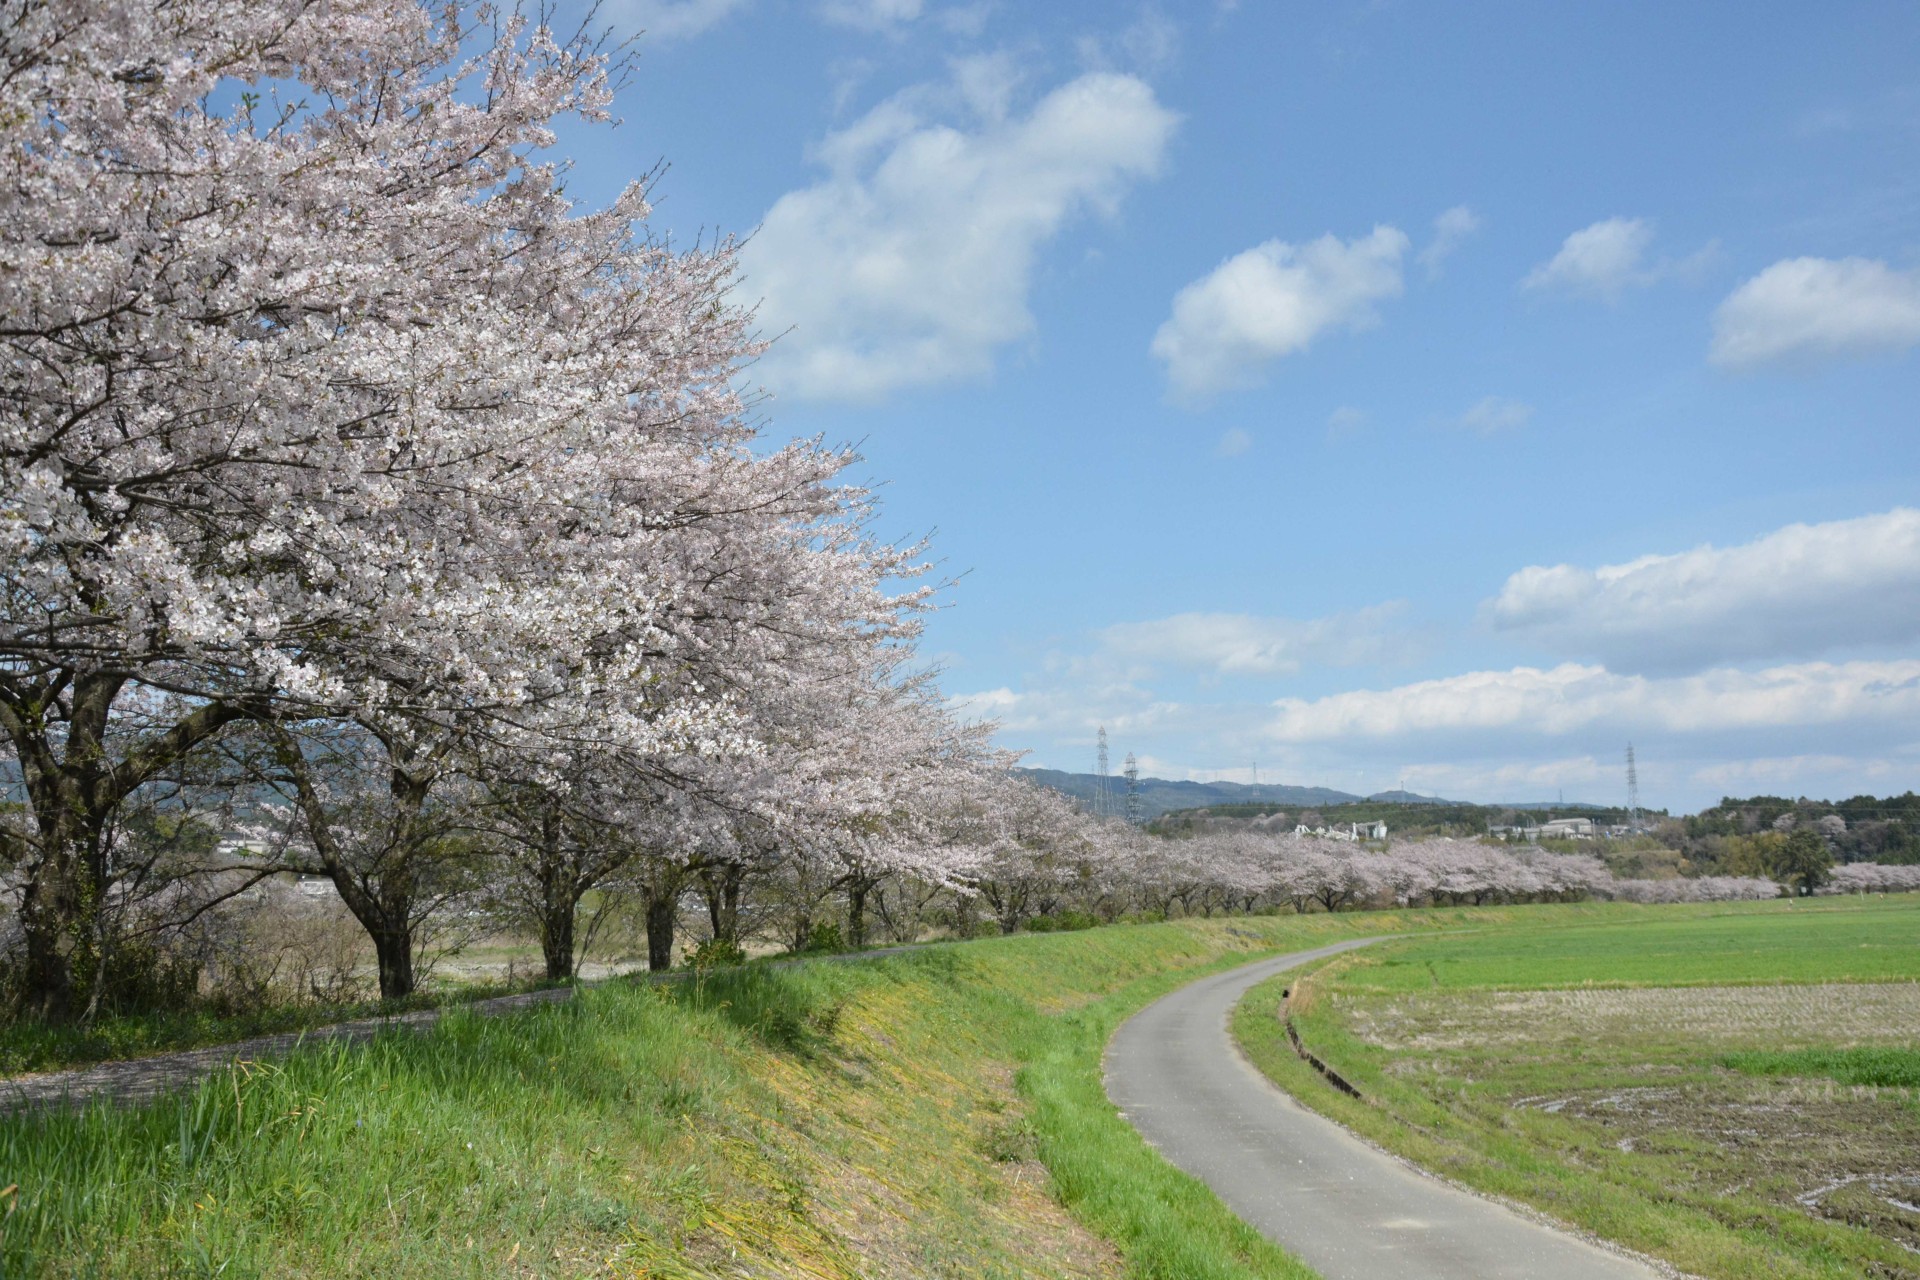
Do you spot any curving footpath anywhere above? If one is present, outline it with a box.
[1104,940,1663,1280]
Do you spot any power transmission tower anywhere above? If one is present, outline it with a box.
[1095,727,1113,819]
[1124,752,1142,825]
[1626,743,1641,832]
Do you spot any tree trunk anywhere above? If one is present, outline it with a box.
[16,818,97,1021]
[540,891,576,982]
[536,811,577,981]
[645,884,677,972]
[372,925,416,1001]
[2,673,251,1020]
[846,879,869,949]
[702,862,743,944]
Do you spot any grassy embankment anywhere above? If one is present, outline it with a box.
[5,898,1841,1278]
[1234,894,1920,1280]
[0,978,572,1078]
[0,901,1638,1280]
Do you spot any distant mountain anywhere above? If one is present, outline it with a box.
[1018,768,1363,820]
[1364,789,1455,805]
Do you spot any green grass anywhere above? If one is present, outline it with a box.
[9,897,1874,1278]
[1336,894,1920,993]
[1233,893,1920,1280]
[0,976,569,1077]
[0,914,1356,1277]
[1720,1045,1920,1088]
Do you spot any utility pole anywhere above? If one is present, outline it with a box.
[1095,727,1112,819]
[1626,743,1641,833]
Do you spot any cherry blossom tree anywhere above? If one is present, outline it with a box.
[0,0,939,1013]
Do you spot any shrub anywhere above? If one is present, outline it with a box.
[685,936,747,970]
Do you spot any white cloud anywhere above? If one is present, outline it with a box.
[1418,204,1480,278]
[1690,754,1905,791]
[1214,427,1253,457]
[1710,257,1920,369]
[1326,405,1366,438]
[1151,226,1409,397]
[744,69,1177,402]
[1100,604,1418,677]
[607,0,748,40]
[1522,216,1657,299]
[1457,396,1533,435]
[1265,660,1920,742]
[1486,508,1920,673]
[818,0,921,29]
[1388,755,1615,802]
[1076,9,1180,75]
[949,682,1189,739]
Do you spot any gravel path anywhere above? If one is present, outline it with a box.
[1104,940,1665,1280]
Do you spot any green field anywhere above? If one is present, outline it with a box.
[1235,895,1920,1280]
[1344,897,1920,990]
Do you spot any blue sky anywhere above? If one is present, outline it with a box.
[553,0,1920,812]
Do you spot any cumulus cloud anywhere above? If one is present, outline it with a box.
[1265,660,1920,741]
[1457,396,1533,435]
[1523,216,1658,298]
[607,0,748,40]
[1485,509,1920,673]
[743,68,1176,402]
[1418,204,1481,278]
[1100,604,1418,677]
[1151,226,1409,398]
[1710,257,1920,369]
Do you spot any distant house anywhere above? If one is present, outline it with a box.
[1489,817,1597,842]
[1294,821,1388,843]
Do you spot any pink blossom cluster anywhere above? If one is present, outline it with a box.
[1817,863,1920,895]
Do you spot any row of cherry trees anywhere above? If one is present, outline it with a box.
[0,0,1045,1017]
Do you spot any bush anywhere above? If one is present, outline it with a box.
[1025,911,1099,934]
[685,936,746,970]
[800,921,845,954]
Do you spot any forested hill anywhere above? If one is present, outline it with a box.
[1017,768,1365,820]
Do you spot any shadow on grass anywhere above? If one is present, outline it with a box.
[666,964,853,1057]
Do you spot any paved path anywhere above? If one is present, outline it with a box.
[1104,940,1664,1280]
